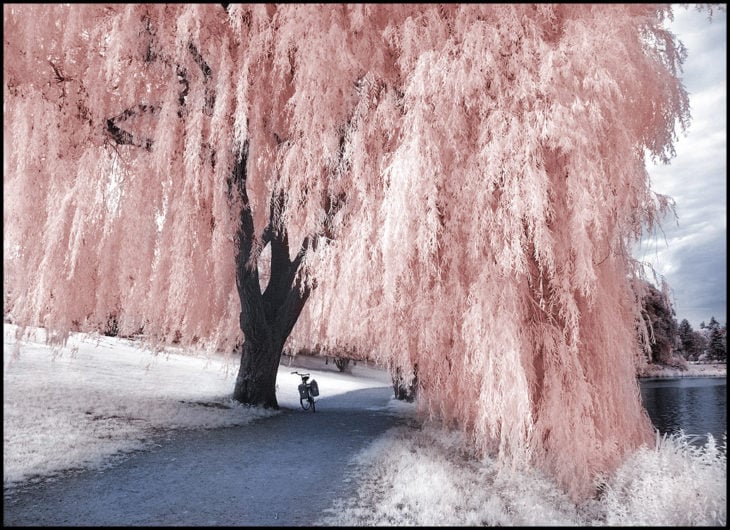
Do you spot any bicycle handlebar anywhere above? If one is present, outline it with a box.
[291,371,310,377]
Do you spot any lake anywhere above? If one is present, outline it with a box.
[640,376,727,450]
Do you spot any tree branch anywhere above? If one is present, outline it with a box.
[106,34,215,147]
[274,272,312,341]
[233,141,271,346]
[105,104,159,149]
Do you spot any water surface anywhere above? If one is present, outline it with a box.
[640,376,726,449]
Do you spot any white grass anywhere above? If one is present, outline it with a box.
[3,324,383,487]
[318,423,726,526]
[3,323,726,526]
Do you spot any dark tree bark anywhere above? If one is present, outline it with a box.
[230,142,317,408]
[105,32,345,409]
[392,364,418,402]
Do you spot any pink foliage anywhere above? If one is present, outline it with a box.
[4,4,692,499]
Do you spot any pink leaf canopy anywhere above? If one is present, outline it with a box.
[3,4,691,499]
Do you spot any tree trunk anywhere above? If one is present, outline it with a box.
[230,143,314,408]
[231,274,310,409]
[232,335,283,408]
[391,364,418,402]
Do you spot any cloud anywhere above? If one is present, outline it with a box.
[640,5,727,328]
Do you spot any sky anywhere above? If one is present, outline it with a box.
[638,4,727,329]
[3,323,726,526]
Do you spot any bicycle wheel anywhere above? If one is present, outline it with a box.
[310,396,316,413]
[300,396,311,410]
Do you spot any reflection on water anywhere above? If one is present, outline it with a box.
[640,377,727,450]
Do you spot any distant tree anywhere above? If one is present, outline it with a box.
[677,318,706,361]
[639,281,681,366]
[3,4,695,500]
[691,328,711,361]
[706,317,727,361]
[677,318,692,358]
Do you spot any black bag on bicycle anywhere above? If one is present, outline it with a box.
[298,383,309,400]
[309,379,319,397]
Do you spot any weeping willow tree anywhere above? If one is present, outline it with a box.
[4,4,694,499]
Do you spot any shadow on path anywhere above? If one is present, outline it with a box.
[3,386,405,526]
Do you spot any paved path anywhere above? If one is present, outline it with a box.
[3,386,403,526]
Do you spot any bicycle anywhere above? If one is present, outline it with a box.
[291,371,319,412]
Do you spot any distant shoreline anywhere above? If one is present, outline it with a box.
[637,362,727,379]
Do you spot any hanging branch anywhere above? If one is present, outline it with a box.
[105,37,215,148]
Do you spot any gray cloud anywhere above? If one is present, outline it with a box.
[640,5,727,328]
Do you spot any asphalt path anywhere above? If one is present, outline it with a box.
[3,385,404,526]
